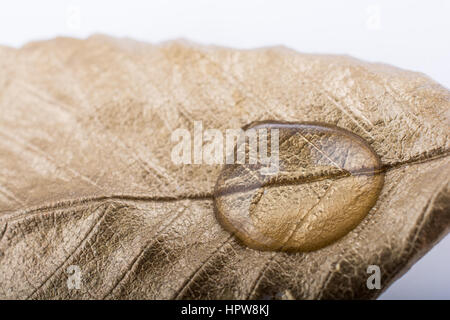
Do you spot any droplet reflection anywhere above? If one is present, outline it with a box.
[214,121,384,252]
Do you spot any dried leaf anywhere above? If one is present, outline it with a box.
[0,36,448,299]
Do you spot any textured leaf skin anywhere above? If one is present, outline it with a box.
[0,36,448,299]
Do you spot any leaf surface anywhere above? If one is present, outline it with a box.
[0,36,448,299]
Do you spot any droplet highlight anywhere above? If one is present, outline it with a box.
[214,121,384,252]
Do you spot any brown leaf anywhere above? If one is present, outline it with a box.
[0,35,448,299]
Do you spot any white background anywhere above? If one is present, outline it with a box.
[0,0,449,299]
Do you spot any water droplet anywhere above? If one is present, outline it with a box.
[214,121,384,252]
